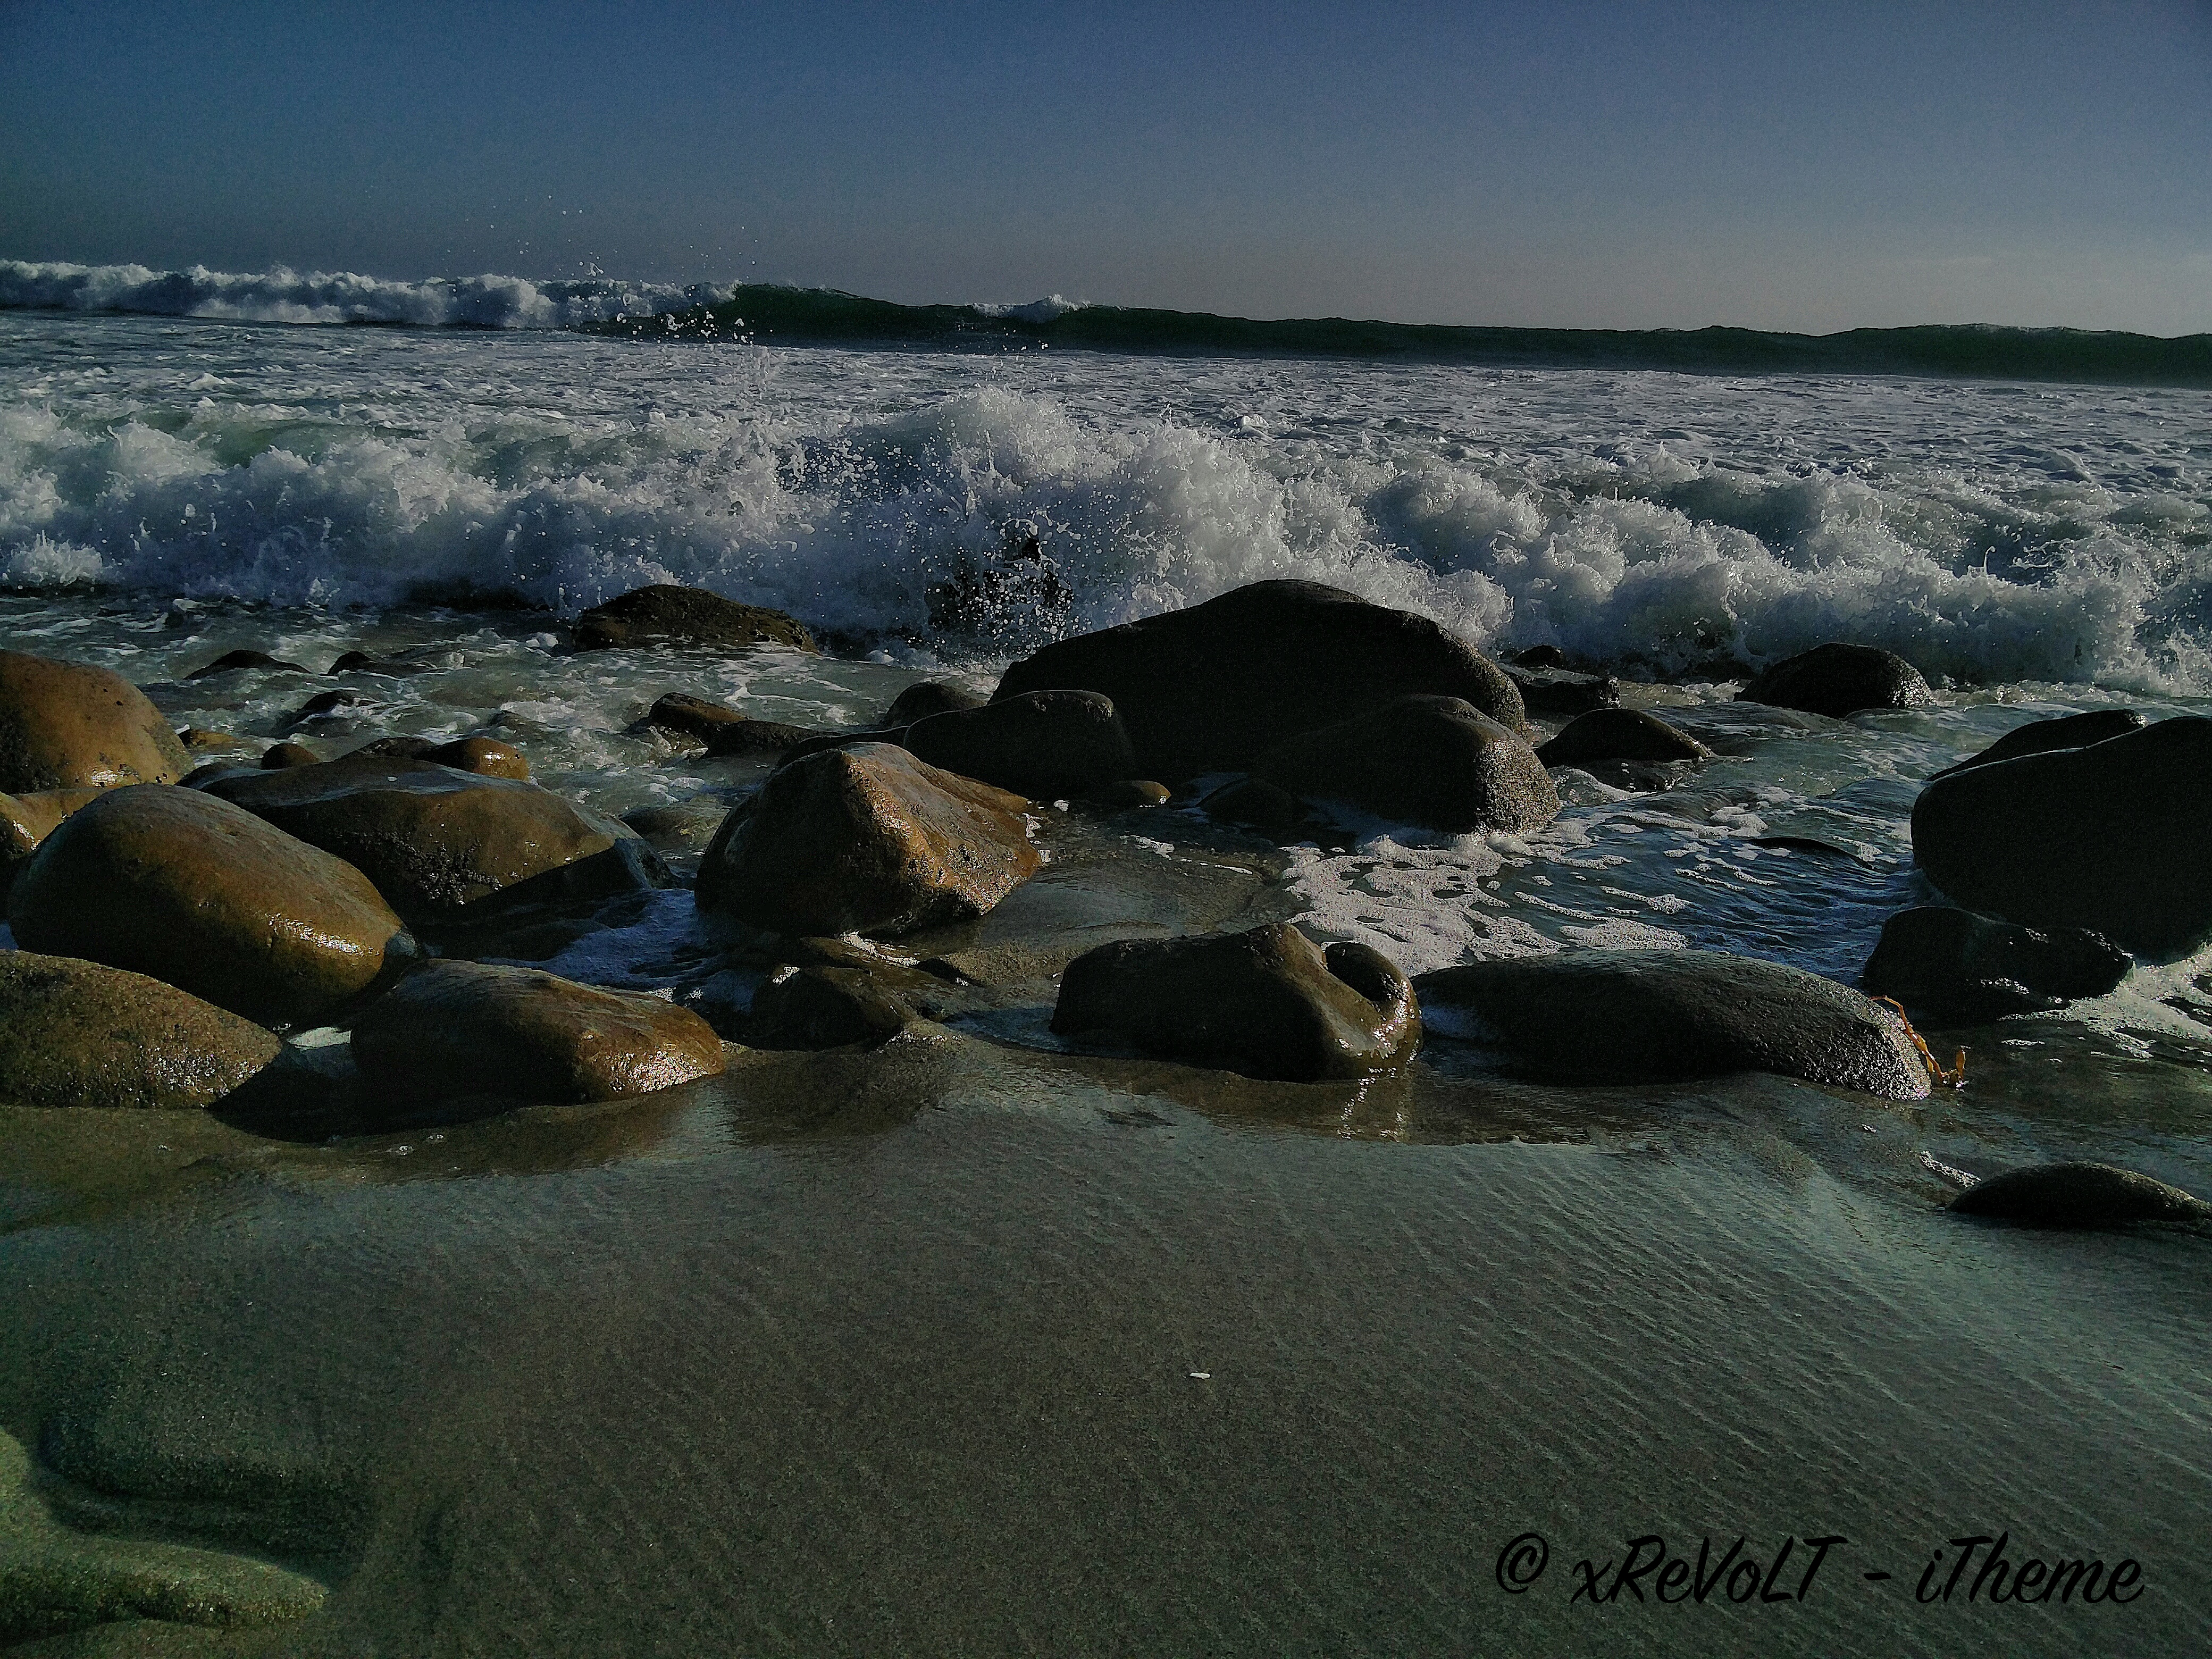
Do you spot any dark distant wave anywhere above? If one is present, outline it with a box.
[597,285,2212,388]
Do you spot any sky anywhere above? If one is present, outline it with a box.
[3,0,2209,334]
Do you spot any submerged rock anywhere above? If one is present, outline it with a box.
[345,734,531,779]
[1911,715,2212,958]
[1052,924,1420,1082]
[0,786,104,903]
[0,650,189,793]
[328,649,426,675]
[1930,708,2147,778]
[1862,907,2129,1023]
[903,690,1138,801]
[747,964,920,1049]
[350,961,726,1107]
[1536,708,1715,767]
[9,784,415,1026]
[647,691,748,743]
[0,951,282,1110]
[1950,1162,2211,1229]
[993,580,1527,780]
[1738,643,1933,718]
[205,757,665,927]
[696,742,1040,937]
[572,584,818,653]
[1503,664,1620,717]
[1256,694,1559,833]
[884,681,986,726]
[1415,949,1931,1100]
[1200,776,1301,835]
[186,648,307,678]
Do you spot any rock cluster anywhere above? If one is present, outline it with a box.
[1738,642,1932,718]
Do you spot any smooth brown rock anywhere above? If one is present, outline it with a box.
[177,726,238,751]
[1256,694,1559,833]
[1738,642,1932,717]
[1536,708,1716,767]
[993,580,1528,780]
[572,584,818,652]
[0,787,105,904]
[696,742,1040,937]
[747,964,918,1049]
[1052,924,1420,1082]
[0,951,282,1109]
[647,692,747,743]
[261,742,321,768]
[351,961,725,1106]
[8,784,414,1025]
[883,681,986,726]
[1949,1162,2211,1229]
[0,650,189,793]
[346,735,530,780]
[903,691,1138,801]
[205,757,664,926]
[643,694,825,756]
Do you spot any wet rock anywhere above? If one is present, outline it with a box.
[1536,708,1716,767]
[0,650,190,793]
[181,761,258,789]
[261,741,321,768]
[1200,775,1301,835]
[204,757,665,927]
[1911,715,2212,958]
[186,648,307,678]
[0,787,104,904]
[572,584,819,653]
[350,961,725,1107]
[1511,644,1571,669]
[345,734,529,779]
[1084,778,1172,810]
[1255,694,1559,833]
[903,690,1138,800]
[994,580,1528,781]
[647,692,746,743]
[0,951,282,1110]
[747,964,919,1049]
[328,650,425,675]
[1504,664,1620,717]
[1052,923,1420,1083]
[773,726,908,768]
[1950,1162,2211,1229]
[706,717,829,757]
[645,694,827,756]
[621,793,742,851]
[1862,907,2130,1023]
[1415,949,1931,1100]
[1738,642,1933,718]
[1930,708,2147,779]
[884,681,986,726]
[283,690,370,731]
[176,726,237,751]
[696,742,1040,937]
[8,784,415,1026]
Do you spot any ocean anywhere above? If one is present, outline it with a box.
[2,262,2209,1657]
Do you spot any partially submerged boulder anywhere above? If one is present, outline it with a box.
[1911,715,2212,958]
[261,742,320,768]
[1862,907,2129,1023]
[1950,1162,2211,1230]
[747,964,919,1049]
[1201,776,1301,835]
[1930,708,2146,779]
[572,584,818,653]
[993,580,1527,780]
[1255,694,1559,833]
[0,952,282,1110]
[696,742,1040,937]
[1738,642,1932,718]
[1536,708,1715,767]
[350,961,725,1106]
[1504,664,1619,717]
[187,648,307,678]
[345,734,530,779]
[884,681,985,726]
[205,757,665,927]
[1414,949,1931,1100]
[8,784,414,1026]
[903,690,1138,801]
[1052,924,1420,1082]
[0,650,189,793]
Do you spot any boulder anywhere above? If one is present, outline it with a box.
[0,786,104,904]
[350,961,725,1106]
[1536,708,1715,767]
[204,757,665,927]
[1910,715,2212,958]
[1511,644,1571,669]
[696,742,1040,937]
[1950,1163,2211,1229]
[187,648,306,678]
[1504,664,1620,717]
[1862,907,2129,1023]
[0,951,282,1110]
[345,734,530,779]
[1051,924,1420,1082]
[747,964,918,1049]
[647,692,746,743]
[177,726,238,751]
[328,650,426,675]
[642,692,822,753]
[993,580,1527,780]
[286,690,366,725]
[884,681,986,726]
[261,742,321,768]
[1255,694,1559,833]
[0,650,189,793]
[1201,776,1301,835]
[903,690,1138,800]
[8,784,414,1026]
[1414,949,1931,1100]
[1084,778,1171,810]
[572,584,818,653]
[705,717,828,758]
[1737,642,1932,718]
[1930,708,2146,779]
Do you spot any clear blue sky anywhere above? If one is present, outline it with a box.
[4,0,2208,333]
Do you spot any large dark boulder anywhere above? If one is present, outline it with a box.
[0,650,189,793]
[1414,949,1931,1100]
[992,580,1526,781]
[1536,708,1715,767]
[1255,694,1558,833]
[903,691,1137,801]
[343,735,531,779]
[0,951,282,1110]
[1862,907,2129,1023]
[1910,715,2212,958]
[351,961,726,1107]
[883,681,986,726]
[643,692,824,755]
[1930,708,2146,779]
[204,757,665,927]
[1950,1163,2210,1229]
[572,584,818,653]
[696,742,1040,937]
[1504,664,1619,717]
[9,784,415,1026]
[1052,924,1420,1082]
[1738,643,1932,718]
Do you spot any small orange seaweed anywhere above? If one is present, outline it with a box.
[1874,996,1966,1088]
